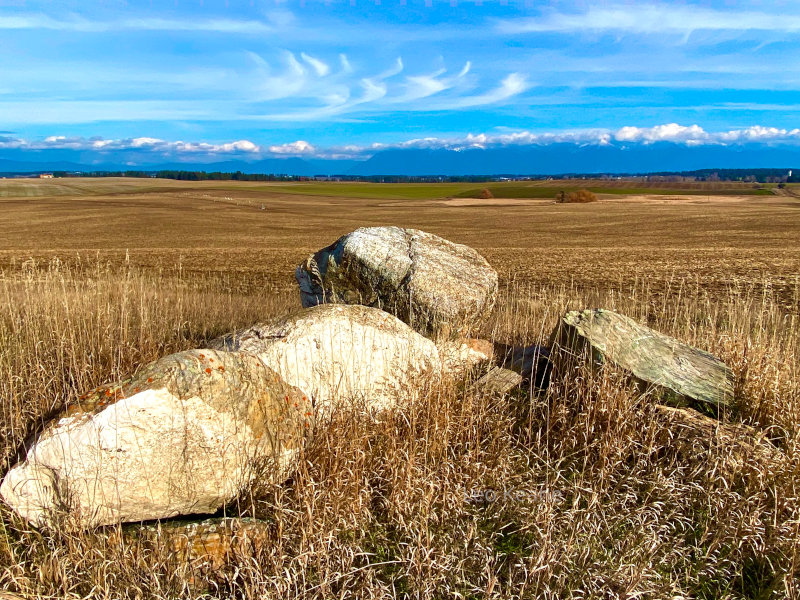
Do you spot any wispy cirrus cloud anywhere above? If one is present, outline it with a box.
[449,73,529,109]
[392,61,471,103]
[0,50,526,125]
[496,3,800,35]
[0,14,276,33]
[300,53,330,77]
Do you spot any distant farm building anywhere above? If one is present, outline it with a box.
[39,173,54,179]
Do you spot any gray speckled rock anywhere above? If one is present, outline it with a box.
[295,227,498,338]
[1,350,310,528]
[551,309,734,409]
[210,304,442,417]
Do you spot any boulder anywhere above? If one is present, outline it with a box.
[211,304,442,417]
[551,309,734,409]
[1,350,311,528]
[295,227,498,338]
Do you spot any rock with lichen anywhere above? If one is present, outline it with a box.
[295,227,498,338]
[551,309,734,410]
[1,350,311,528]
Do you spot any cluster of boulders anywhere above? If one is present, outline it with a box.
[1,226,741,532]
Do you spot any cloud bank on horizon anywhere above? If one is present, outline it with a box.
[2,0,800,165]
[3,125,800,163]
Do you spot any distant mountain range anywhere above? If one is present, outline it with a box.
[348,143,800,176]
[2,142,800,176]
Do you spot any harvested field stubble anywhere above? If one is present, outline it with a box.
[0,179,799,598]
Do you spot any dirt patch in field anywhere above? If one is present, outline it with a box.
[604,194,771,204]
[439,197,554,207]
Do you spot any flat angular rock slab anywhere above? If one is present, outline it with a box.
[474,367,524,396]
[130,517,271,570]
[1,350,310,528]
[295,227,498,338]
[211,304,442,417]
[551,309,734,409]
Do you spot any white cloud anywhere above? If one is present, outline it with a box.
[610,124,800,146]
[268,140,315,155]
[614,124,709,144]
[0,135,263,154]
[332,124,800,157]
[130,137,164,147]
[717,126,800,143]
[219,140,261,153]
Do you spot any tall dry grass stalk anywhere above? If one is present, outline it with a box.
[0,258,798,599]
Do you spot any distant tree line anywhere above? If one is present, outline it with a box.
[51,170,301,181]
[643,168,798,184]
[50,171,506,183]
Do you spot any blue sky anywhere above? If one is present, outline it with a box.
[2,0,800,162]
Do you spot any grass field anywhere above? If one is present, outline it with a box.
[0,178,799,598]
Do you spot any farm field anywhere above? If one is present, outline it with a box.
[0,178,799,598]
[1,178,798,302]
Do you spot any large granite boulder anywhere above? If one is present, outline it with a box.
[1,350,310,528]
[295,227,498,338]
[551,309,734,409]
[211,304,442,417]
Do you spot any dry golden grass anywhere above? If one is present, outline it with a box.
[0,179,799,598]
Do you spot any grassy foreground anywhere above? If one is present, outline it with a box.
[0,259,798,599]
